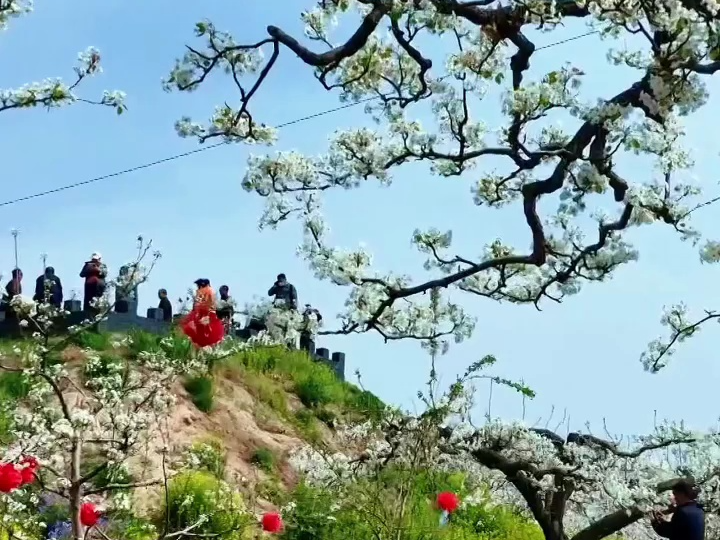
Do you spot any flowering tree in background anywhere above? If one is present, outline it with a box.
[289,363,720,540]
[166,0,720,351]
[1,1,125,114]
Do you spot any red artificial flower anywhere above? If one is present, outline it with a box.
[0,463,23,493]
[19,456,39,485]
[261,512,283,534]
[437,491,460,513]
[80,503,101,527]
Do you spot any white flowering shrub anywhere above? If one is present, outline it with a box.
[240,298,317,347]
[1,1,125,114]
[166,1,720,354]
[0,238,256,540]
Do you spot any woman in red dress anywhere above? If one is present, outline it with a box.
[180,279,225,347]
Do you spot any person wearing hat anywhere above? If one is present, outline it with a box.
[33,266,63,308]
[79,252,107,314]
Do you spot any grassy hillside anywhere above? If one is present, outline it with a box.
[0,330,550,540]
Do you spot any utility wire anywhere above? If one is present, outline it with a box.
[0,98,375,208]
[0,29,598,208]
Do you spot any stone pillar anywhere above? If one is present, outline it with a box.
[147,307,164,321]
[316,348,330,360]
[64,300,82,313]
[331,351,346,381]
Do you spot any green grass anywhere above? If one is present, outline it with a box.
[0,371,30,444]
[239,370,289,416]
[250,447,276,472]
[184,376,214,412]
[72,331,111,351]
[126,328,162,357]
[0,371,29,401]
[219,347,385,422]
[188,438,227,479]
[293,409,323,444]
[162,471,248,539]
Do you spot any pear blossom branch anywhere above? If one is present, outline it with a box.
[170,1,720,350]
[641,304,720,372]
[1,47,126,115]
[83,476,167,496]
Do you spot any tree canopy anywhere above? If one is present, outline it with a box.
[166,0,720,362]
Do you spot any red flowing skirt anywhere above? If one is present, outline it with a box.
[180,307,225,348]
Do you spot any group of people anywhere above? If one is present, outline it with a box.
[0,253,324,354]
[177,272,322,352]
[1,253,108,317]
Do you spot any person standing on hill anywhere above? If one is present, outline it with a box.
[3,268,22,321]
[2,268,23,334]
[34,266,63,308]
[80,252,107,314]
[5,268,22,301]
[216,285,235,331]
[157,288,173,322]
[180,279,225,348]
[268,273,297,310]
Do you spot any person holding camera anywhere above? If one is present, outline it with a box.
[268,273,297,310]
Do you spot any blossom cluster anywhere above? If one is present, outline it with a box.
[162,0,720,355]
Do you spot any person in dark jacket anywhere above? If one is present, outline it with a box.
[34,266,63,308]
[651,479,704,540]
[3,268,22,323]
[4,268,22,301]
[268,273,297,310]
[1,268,23,335]
[79,252,107,314]
[157,289,172,322]
[216,285,234,329]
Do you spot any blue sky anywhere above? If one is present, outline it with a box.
[2,1,719,438]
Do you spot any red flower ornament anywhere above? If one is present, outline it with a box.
[437,491,460,514]
[19,456,39,485]
[261,512,283,534]
[0,463,22,493]
[80,503,101,527]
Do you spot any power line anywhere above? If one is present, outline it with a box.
[0,30,597,209]
[535,30,598,50]
[0,98,376,208]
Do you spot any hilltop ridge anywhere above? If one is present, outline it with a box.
[0,330,384,510]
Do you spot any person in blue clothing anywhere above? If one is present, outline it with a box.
[651,479,704,540]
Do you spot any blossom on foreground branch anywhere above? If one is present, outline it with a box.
[168,0,720,350]
[0,237,258,540]
[638,239,720,371]
[1,2,126,115]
